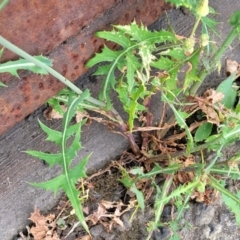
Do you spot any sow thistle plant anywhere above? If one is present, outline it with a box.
[1,0,240,238]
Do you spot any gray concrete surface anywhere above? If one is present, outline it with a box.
[0,0,240,239]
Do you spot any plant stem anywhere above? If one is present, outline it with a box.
[158,26,239,140]
[189,26,239,95]
[0,35,140,150]
[0,0,8,11]
[146,173,174,240]
[118,123,140,155]
[189,16,201,38]
[0,35,105,108]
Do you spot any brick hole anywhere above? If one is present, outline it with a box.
[71,53,79,61]
[81,25,87,31]
[82,58,87,64]
[35,95,40,100]
[24,96,29,102]
[74,65,79,70]
[125,13,129,20]
[80,43,85,49]
[150,9,158,18]
[49,79,54,85]
[62,64,68,76]
[15,104,21,110]
[15,114,22,119]
[136,7,141,13]
[39,82,44,90]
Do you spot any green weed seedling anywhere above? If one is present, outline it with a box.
[0,0,240,239]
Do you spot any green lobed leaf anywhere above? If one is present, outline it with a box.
[166,67,178,90]
[119,167,134,188]
[229,10,240,28]
[128,85,146,131]
[38,120,62,145]
[216,72,237,108]
[87,22,176,107]
[156,180,199,205]
[119,166,144,210]
[201,16,220,37]
[47,98,66,115]
[222,190,240,225]
[160,47,186,60]
[98,67,116,107]
[130,184,145,210]
[183,49,201,91]
[151,56,173,70]
[86,46,121,67]
[164,0,198,10]
[25,150,62,167]
[114,22,176,43]
[169,103,193,153]
[126,53,140,92]
[96,30,132,48]
[194,122,213,142]
[208,176,240,204]
[138,41,155,72]
[64,124,82,166]
[0,55,52,77]
[0,81,7,87]
[172,109,189,129]
[93,64,112,76]
[27,90,91,233]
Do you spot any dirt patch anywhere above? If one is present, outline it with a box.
[17,143,240,240]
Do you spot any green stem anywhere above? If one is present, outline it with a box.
[159,26,239,140]
[0,0,8,11]
[0,35,138,149]
[0,35,105,108]
[189,16,201,38]
[146,173,174,240]
[189,26,239,95]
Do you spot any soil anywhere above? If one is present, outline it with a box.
[17,142,240,240]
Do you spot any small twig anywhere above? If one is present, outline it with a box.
[157,101,167,139]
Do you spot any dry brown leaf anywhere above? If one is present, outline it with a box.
[86,203,106,225]
[225,58,240,76]
[43,105,67,120]
[175,34,186,41]
[86,200,131,231]
[203,89,224,104]
[183,156,195,167]
[176,172,194,184]
[156,71,169,79]
[191,190,205,202]
[199,101,220,125]
[29,207,60,240]
[75,110,89,123]
[76,235,92,240]
[101,200,119,209]
[186,61,193,73]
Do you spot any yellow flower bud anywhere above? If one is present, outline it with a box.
[184,38,195,55]
[200,33,209,47]
[196,0,209,17]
